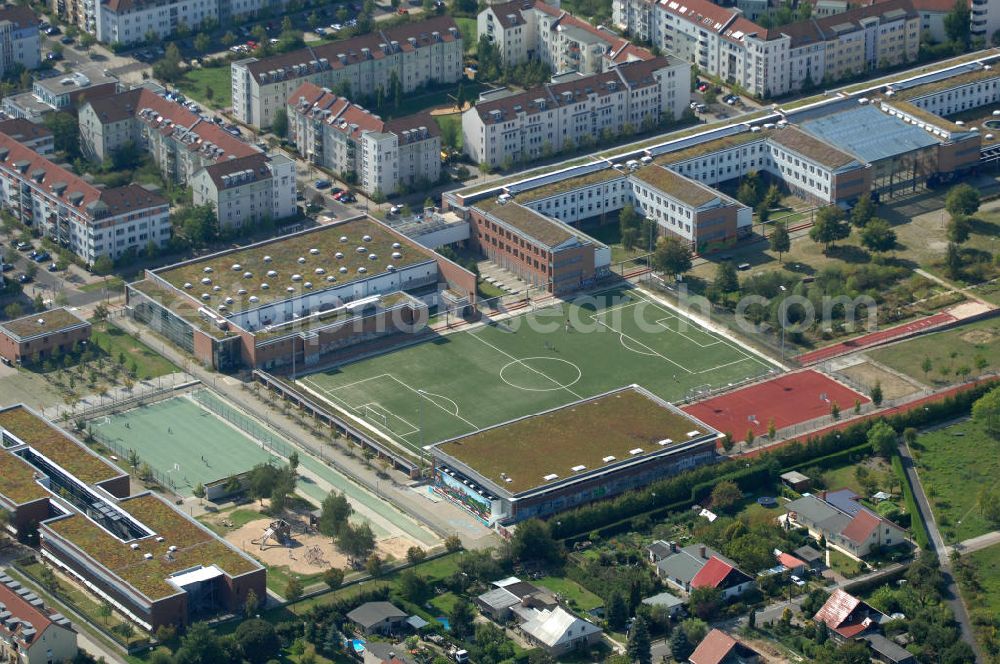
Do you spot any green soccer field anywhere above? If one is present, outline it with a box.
[297,286,777,455]
[89,392,282,495]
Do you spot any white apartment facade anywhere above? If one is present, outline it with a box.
[287,81,441,196]
[462,55,690,167]
[0,6,40,74]
[0,133,170,265]
[191,153,297,228]
[613,0,919,97]
[95,0,218,45]
[232,16,464,129]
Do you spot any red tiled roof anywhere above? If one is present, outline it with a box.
[288,81,437,141]
[841,509,883,544]
[656,0,740,33]
[814,588,871,638]
[690,556,734,589]
[689,629,738,664]
[0,119,51,142]
[0,5,39,27]
[777,551,807,569]
[0,582,61,650]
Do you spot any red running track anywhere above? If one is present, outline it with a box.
[682,370,868,438]
[796,312,955,365]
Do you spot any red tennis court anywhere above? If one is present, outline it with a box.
[682,370,868,438]
[796,312,955,365]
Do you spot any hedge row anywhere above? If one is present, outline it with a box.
[551,379,997,540]
[892,454,930,550]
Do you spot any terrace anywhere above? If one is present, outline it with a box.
[435,386,714,494]
[45,494,260,601]
[0,308,87,341]
[154,218,433,316]
[0,406,122,486]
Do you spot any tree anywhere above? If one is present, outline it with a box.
[406,546,427,563]
[444,534,462,552]
[366,554,384,577]
[510,518,562,564]
[94,303,110,322]
[98,600,112,624]
[336,522,376,559]
[831,403,841,420]
[627,616,652,664]
[652,236,692,279]
[945,183,980,217]
[193,482,206,504]
[271,108,288,138]
[745,428,755,447]
[809,206,850,251]
[399,569,429,602]
[944,0,971,46]
[715,261,739,294]
[449,598,475,638]
[770,221,790,261]
[710,480,741,512]
[851,193,875,227]
[947,214,972,243]
[284,576,304,603]
[194,32,211,52]
[868,420,897,459]
[177,204,220,246]
[153,43,184,83]
[946,242,963,279]
[234,619,280,664]
[318,491,352,536]
[870,381,884,407]
[322,567,344,589]
[688,586,723,621]
[737,171,762,207]
[605,591,628,630]
[972,386,1000,437]
[860,218,896,255]
[44,112,81,158]
[669,627,693,662]
[174,622,226,664]
[244,589,259,618]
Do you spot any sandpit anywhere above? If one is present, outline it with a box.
[220,515,420,574]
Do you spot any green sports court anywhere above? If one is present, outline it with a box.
[297,286,777,455]
[89,391,283,496]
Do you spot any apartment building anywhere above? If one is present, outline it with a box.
[0,580,78,664]
[287,81,440,197]
[479,0,656,75]
[232,16,464,129]
[612,0,919,97]
[95,0,217,45]
[970,0,1000,43]
[0,133,169,265]
[0,6,39,75]
[3,66,119,122]
[462,55,690,167]
[0,118,53,155]
[79,87,295,227]
[466,197,610,293]
[191,152,297,229]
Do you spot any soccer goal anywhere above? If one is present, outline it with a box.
[362,404,389,428]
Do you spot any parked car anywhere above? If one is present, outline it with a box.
[33,251,51,263]
[329,187,345,196]
[46,51,63,61]
[790,575,806,587]
[47,263,59,272]
[16,273,31,284]
[314,179,332,189]
[315,27,327,36]
[340,193,356,203]
[389,204,401,214]
[60,35,74,44]
[45,26,61,35]
[15,241,30,251]
[0,263,13,272]
[737,262,751,271]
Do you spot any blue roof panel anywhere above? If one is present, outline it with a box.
[800,105,939,163]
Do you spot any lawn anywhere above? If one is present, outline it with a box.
[296,285,774,454]
[913,417,1000,543]
[868,317,1000,387]
[434,112,463,150]
[91,321,179,380]
[176,66,233,109]
[455,17,477,54]
[964,543,1000,627]
[536,576,603,611]
[429,591,460,616]
[828,549,864,578]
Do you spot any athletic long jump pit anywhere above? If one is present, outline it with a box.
[682,370,868,438]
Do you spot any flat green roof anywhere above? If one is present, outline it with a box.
[473,198,577,249]
[436,386,714,494]
[517,168,627,203]
[895,67,1000,101]
[656,130,768,166]
[45,494,261,601]
[0,451,47,505]
[0,307,87,340]
[631,165,720,207]
[0,406,122,486]
[154,218,433,315]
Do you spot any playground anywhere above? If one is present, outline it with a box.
[88,391,283,496]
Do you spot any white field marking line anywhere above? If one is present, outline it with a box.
[654,316,723,348]
[359,402,420,437]
[696,357,756,374]
[616,332,659,356]
[324,373,395,395]
[296,376,419,450]
[417,389,461,416]
[591,316,694,374]
[386,374,482,432]
[467,331,585,400]
[635,286,782,371]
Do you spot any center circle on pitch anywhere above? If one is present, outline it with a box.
[499,357,582,392]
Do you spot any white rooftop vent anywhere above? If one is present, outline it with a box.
[238,288,247,295]
[249,296,260,303]
[304,282,313,288]
[987,133,995,139]
[386,265,395,271]
[340,235,348,242]
[203,267,213,273]
[356,246,367,253]
[267,270,278,277]
[261,283,269,289]
[340,267,348,274]
[956,120,965,126]
[335,252,344,259]
[183,282,193,289]
[309,248,320,255]
[225,297,234,304]
[201,293,210,301]
[392,242,401,249]
[291,274,302,281]
[658,438,673,446]
[143,553,153,560]
[629,448,643,455]
[686,430,700,437]
[571,465,586,472]
[263,255,272,262]
[392,252,402,259]
[543,473,559,481]
[168,545,178,552]
[232,263,241,271]
[326,275,337,282]
[286,287,295,293]
[362,234,372,242]
[297,257,306,264]
[368,253,377,260]
[155,536,164,542]
[130,543,140,550]
[201,277,211,285]
[315,268,326,275]
[602,455,616,463]
[212,286,221,292]
[357,267,367,274]
[243,272,253,278]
